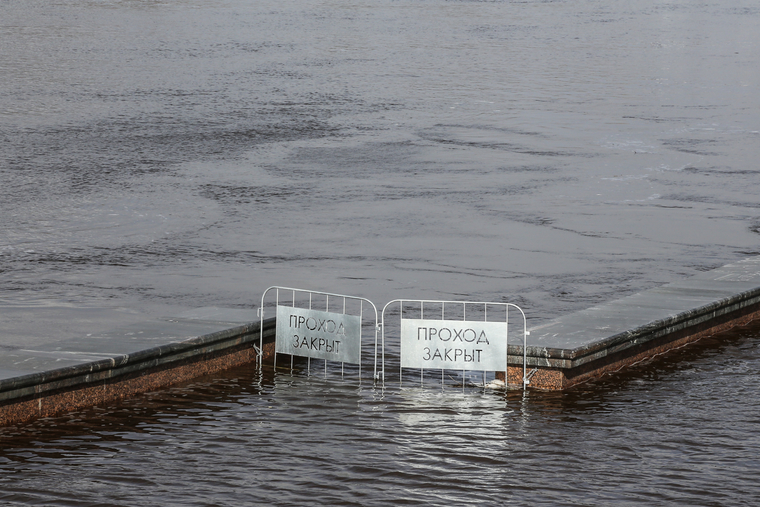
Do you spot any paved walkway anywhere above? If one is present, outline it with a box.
[521,256,760,388]
[0,304,259,383]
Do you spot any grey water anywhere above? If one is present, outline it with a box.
[1,0,759,504]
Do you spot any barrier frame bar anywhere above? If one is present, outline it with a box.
[381,299,529,389]
[259,286,381,382]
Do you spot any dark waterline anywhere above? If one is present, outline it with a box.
[1,0,760,504]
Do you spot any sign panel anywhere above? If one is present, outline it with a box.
[400,319,507,371]
[276,305,362,364]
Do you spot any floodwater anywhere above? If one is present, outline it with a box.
[1,0,759,505]
[1,329,759,506]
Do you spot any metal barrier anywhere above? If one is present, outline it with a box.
[381,299,529,389]
[259,287,380,382]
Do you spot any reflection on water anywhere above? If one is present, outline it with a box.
[1,324,759,505]
[1,0,760,504]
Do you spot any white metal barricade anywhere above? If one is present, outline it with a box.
[259,287,381,382]
[381,299,529,389]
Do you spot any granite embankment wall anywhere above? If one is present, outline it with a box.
[0,318,276,427]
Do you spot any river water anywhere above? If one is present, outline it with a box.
[1,0,759,504]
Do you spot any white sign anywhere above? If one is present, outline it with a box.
[400,319,507,371]
[276,306,362,364]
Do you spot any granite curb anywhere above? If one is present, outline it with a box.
[0,318,277,405]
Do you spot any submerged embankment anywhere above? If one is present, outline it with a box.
[1,0,759,505]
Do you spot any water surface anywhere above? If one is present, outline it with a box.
[1,0,759,504]
[1,325,759,506]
